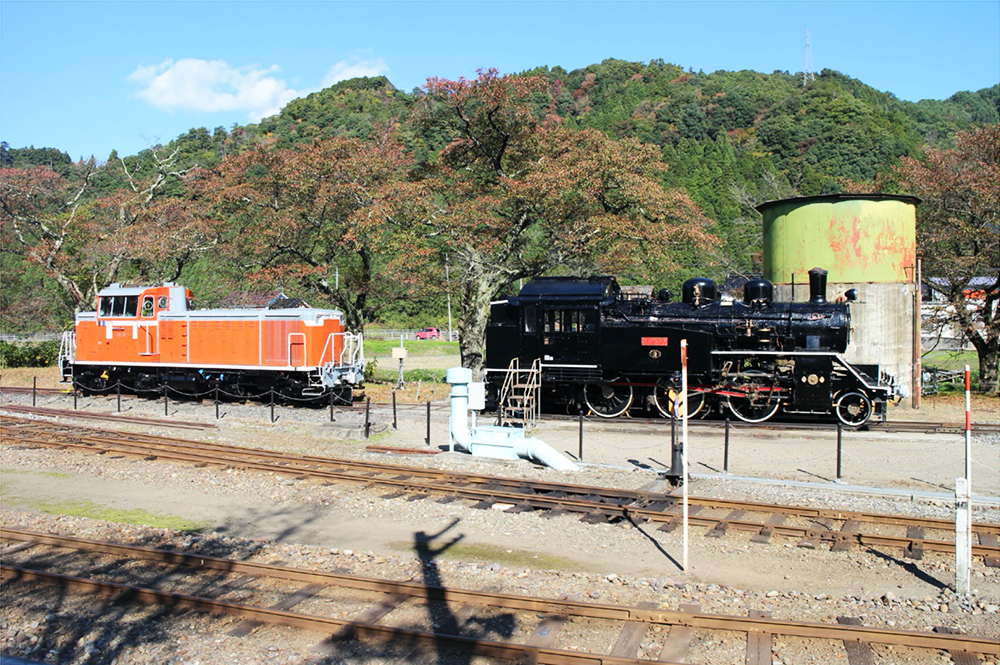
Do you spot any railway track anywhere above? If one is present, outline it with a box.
[2,527,997,664]
[3,416,998,565]
[5,386,998,435]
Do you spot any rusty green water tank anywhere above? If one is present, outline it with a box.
[756,193,921,406]
[758,194,919,284]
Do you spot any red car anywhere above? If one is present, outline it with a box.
[414,327,440,340]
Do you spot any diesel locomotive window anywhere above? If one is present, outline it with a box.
[141,296,155,317]
[99,295,139,318]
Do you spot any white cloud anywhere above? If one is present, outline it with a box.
[128,58,300,120]
[128,55,392,121]
[322,56,390,87]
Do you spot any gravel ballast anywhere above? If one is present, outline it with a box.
[1,390,998,665]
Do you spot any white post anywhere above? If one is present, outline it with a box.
[964,365,972,484]
[956,364,973,597]
[681,339,689,573]
[955,477,972,596]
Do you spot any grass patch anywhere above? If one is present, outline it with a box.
[2,468,73,480]
[366,338,458,358]
[922,349,980,371]
[1,489,206,532]
[369,367,447,384]
[388,539,584,572]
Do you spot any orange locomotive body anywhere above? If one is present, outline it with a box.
[59,283,364,402]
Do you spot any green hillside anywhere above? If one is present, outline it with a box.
[2,61,997,332]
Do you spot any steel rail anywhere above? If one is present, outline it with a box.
[6,389,999,435]
[0,386,71,396]
[2,404,215,430]
[5,416,999,540]
[3,529,997,655]
[3,421,999,560]
[3,415,996,535]
[0,566,654,665]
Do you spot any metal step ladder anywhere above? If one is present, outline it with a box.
[498,358,541,429]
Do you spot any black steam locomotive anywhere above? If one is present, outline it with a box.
[485,268,898,426]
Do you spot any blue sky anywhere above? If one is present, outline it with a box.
[2,1,998,161]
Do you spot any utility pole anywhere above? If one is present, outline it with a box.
[445,255,453,342]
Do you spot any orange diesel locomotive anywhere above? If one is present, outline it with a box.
[59,283,364,402]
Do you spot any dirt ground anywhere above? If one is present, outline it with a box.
[2,363,999,665]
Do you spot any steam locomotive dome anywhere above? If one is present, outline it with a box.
[742,278,773,306]
[757,194,919,403]
[681,278,717,306]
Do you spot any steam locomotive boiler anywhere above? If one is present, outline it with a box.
[485,268,899,426]
[59,282,365,402]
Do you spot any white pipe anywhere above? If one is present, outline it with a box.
[514,437,579,471]
[447,367,473,452]
[446,366,577,471]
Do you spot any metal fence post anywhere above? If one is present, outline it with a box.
[215,386,220,420]
[164,384,168,417]
[117,381,121,413]
[392,391,397,430]
[270,390,276,423]
[32,377,37,407]
[724,417,730,474]
[836,422,843,482]
[364,397,371,438]
[425,401,431,447]
[329,390,335,422]
[578,409,584,461]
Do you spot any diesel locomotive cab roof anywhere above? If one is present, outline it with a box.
[512,276,620,306]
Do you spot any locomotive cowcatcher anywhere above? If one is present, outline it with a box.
[59,282,365,402]
[485,268,899,427]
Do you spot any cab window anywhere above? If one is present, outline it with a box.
[141,296,155,318]
[523,306,537,334]
[543,309,596,333]
[98,295,139,317]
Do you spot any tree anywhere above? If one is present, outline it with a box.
[1,147,209,313]
[1,162,102,312]
[418,69,715,375]
[206,130,434,330]
[896,125,1000,393]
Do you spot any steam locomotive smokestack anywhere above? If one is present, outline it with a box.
[808,267,828,305]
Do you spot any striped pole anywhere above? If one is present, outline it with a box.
[956,365,973,596]
[681,339,689,573]
[964,365,972,483]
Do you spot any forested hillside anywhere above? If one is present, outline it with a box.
[3,61,998,337]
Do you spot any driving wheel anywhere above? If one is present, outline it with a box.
[653,379,706,419]
[583,379,634,418]
[726,369,779,423]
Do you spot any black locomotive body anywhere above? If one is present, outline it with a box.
[485,268,897,426]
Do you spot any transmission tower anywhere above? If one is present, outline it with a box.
[804,29,816,87]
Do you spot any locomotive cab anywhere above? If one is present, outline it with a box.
[502,276,615,375]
